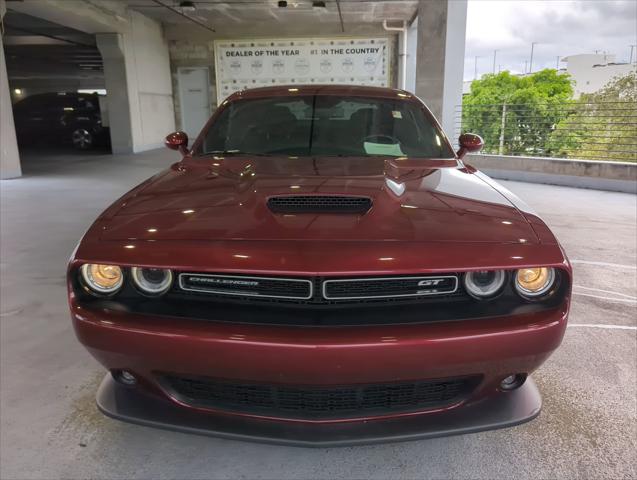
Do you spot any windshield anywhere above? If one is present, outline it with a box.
[200,95,454,158]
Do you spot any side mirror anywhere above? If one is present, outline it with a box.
[165,131,189,155]
[456,133,484,159]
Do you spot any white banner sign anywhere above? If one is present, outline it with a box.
[214,37,391,104]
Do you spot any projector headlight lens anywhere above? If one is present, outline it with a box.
[80,264,123,295]
[515,267,555,298]
[463,270,506,299]
[131,267,173,296]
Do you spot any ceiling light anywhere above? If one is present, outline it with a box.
[179,1,196,11]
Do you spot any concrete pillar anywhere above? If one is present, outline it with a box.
[1,31,22,179]
[96,33,134,154]
[404,19,418,94]
[97,12,175,154]
[413,0,467,143]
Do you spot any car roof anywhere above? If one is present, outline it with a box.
[224,84,416,102]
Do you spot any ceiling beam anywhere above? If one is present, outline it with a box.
[149,0,216,33]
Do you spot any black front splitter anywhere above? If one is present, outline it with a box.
[96,374,541,447]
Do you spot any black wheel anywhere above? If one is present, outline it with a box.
[72,128,94,150]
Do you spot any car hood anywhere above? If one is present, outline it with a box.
[100,156,539,244]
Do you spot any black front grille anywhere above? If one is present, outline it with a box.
[324,276,458,299]
[267,195,372,214]
[177,274,461,305]
[179,274,312,300]
[160,374,479,419]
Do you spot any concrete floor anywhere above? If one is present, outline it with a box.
[1,148,636,480]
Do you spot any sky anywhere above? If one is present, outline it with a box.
[463,0,637,80]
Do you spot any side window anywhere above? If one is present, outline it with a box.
[76,96,96,110]
[46,96,69,115]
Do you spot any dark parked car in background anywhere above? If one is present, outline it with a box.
[13,92,110,150]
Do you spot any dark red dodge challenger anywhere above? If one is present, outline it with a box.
[68,85,571,446]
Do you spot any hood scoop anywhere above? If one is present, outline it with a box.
[267,195,373,214]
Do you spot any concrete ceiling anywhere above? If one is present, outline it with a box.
[1,0,416,80]
[2,10,103,80]
[128,0,418,37]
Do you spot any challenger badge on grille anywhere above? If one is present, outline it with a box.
[179,274,313,300]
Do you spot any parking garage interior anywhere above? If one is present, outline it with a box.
[1,1,636,479]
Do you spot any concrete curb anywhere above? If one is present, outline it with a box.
[466,154,637,194]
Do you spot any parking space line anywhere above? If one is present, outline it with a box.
[571,260,637,269]
[572,292,637,303]
[573,285,637,300]
[568,323,637,331]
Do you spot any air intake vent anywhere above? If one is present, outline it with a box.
[267,195,372,214]
[160,374,479,419]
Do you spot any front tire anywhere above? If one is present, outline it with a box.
[72,128,94,150]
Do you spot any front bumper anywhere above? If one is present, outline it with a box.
[72,298,568,444]
[97,373,541,447]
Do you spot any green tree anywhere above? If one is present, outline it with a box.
[462,69,574,156]
[548,73,637,162]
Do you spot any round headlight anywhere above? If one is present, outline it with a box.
[463,270,506,299]
[515,267,555,298]
[80,264,123,295]
[131,267,173,296]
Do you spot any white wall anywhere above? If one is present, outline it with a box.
[125,11,174,151]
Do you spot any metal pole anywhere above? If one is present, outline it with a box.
[493,50,498,74]
[529,42,537,73]
[630,45,636,64]
[498,102,507,155]
[335,0,345,33]
[474,56,478,80]
[556,56,560,70]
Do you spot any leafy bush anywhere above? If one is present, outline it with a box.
[463,70,574,156]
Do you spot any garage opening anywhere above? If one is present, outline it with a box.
[3,10,110,175]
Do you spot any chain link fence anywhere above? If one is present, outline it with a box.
[453,101,637,162]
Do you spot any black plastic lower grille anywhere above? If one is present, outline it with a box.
[160,374,479,419]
